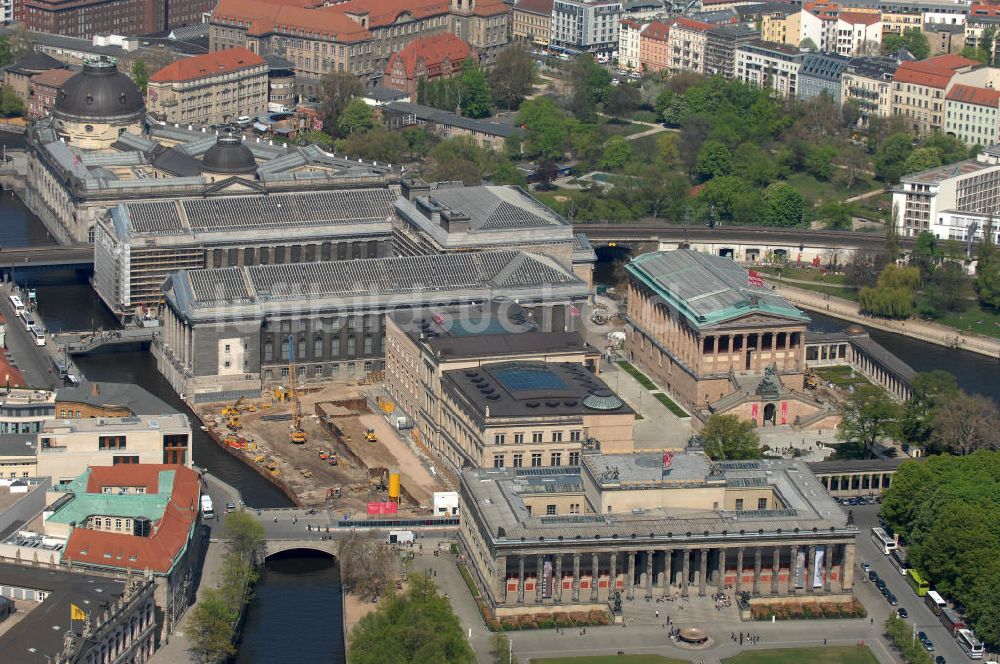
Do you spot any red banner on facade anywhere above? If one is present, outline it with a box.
[780,401,788,425]
[367,502,398,516]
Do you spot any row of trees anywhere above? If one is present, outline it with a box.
[880,451,1000,647]
[188,512,266,664]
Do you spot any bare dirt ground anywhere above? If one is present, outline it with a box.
[197,382,446,510]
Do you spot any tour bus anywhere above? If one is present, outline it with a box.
[956,629,984,659]
[925,589,947,615]
[28,325,45,347]
[940,607,967,636]
[890,549,909,575]
[871,526,897,555]
[201,494,215,520]
[906,569,929,596]
[8,295,23,315]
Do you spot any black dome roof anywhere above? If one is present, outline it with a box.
[201,134,257,174]
[54,59,144,121]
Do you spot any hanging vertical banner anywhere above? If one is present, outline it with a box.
[813,546,826,588]
[780,401,788,425]
[794,549,806,589]
[543,560,553,599]
[751,403,759,423]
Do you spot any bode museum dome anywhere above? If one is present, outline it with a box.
[52,58,145,149]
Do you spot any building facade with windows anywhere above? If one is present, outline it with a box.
[460,453,859,616]
[513,0,554,46]
[384,33,472,97]
[704,23,758,78]
[735,40,803,98]
[24,0,214,38]
[835,11,882,55]
[637,20,670,72]
[945,83,1000,147]
[841,56,898,122]
[26,67,73,118]
[798,51,849,100]
[551,0,624,52]
[891,54,981,136]
[666,17,713,74]
[147,48,269,126]
[619,18,648,71]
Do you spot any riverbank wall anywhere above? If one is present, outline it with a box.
[202,424,304,507]
[772,282,1000,359]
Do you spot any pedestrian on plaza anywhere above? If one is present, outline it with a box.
[273,516,278,523]
[740,634,743,645]
[824,638,827,645]
[655,610,659,618]
[293,516,297,524]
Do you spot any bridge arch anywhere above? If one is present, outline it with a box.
[264,542,338,560]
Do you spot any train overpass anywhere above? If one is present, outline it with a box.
[0,244,93,268]
[576,224,914,264]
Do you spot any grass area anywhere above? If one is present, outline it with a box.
[722,646,879,664]
[653,392,688,418]
[931,305,1000,340]
[457,564,480,598]
[815,366,870,389]
[776,279,860,302]
[782,172,878,206]
[598,118,647,139]
[533,656,691,664]
[627,109,660,123]
[755,266,849,286]
[617,361,657,390]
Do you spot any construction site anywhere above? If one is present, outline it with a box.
[195,382,448,513]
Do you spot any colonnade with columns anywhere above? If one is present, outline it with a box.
[492,541,856,607]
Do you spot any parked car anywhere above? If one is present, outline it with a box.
[918,632,928,642]
[888,594,898,606]
[935,656,946,664]
[868,570,879,582]
[923,641,935,652]
[897,607,908,618]
[226,502,236,513]
[861,562,871,573]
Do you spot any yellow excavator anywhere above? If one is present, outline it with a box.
[287,335,307,444]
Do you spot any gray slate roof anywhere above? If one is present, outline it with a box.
[386,102,522,138]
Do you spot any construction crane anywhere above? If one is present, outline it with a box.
[287,335,307,444]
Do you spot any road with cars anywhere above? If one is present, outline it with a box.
[852,503,969,664]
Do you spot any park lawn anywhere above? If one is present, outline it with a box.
[755,266,850,286]
[776,279,860,302]
[532,656,691,664]
[653,392,688,418]
[598,118,647,139]
[781,172,877,206]
[627,109,660,123]
[930,305,1000,340]
[617,360,657,390]
[815,366,870,389]
[722,646,879,664]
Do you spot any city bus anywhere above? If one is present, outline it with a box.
[956,629,984,659]
[925,590,947,615]
[890,549,909,575]
[28,325,45,347]
[940,607,967,636]
[906,569,929,596]
[871,527,897,555]
[7,295,23,315]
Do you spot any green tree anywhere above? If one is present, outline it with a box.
[0,36,13,67]
[488,46,535,110]
[858,264,920,318]
[319,70,363,134]
[349,574,476,664]
[911,231,943,283]
[0,87,24,118]
[601,135,632,170]
[490,160,527,186]
[224,510,266,562]
[697,176,760,225]
[700,414,763,461]
[800,38,818,51]
[837,385,900,458]
[695,140,733,180]
[658,93,689,127]
[342,128,407,163]
[923,133,970,164]
[427,135,492,185]
[762,182,805,228]
[338,531,397,601]
[977,219,1000,310]
[517,98,573,159]
[902,146,943,174]
[337,98,374,135]
[805,143,837,181]
[131,59,150,94]
[961,46,990,64]
[459,58,492,118]
[298,129,335,146]
[874,132,915,183]
[733,142,777,187]
[815,200,855,230]
[187,589,238,664]
[900,370,959,445]
[883,27,931,59]
[416,76,428,105]
[605,82,641,117]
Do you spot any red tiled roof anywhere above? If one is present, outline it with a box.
[213,0,372,42]
[894,55,980,88]
[839,11,880,25]
[672,16,713,32]
[947,83,1000,106]
[149,47,265,83]
[642,20,672,42]
[385,32,471,79]
[804,1,839,19]
[66,465,201,574]
[971,4,1000,16]
[337,0,451,28]
[0,351,25,389]
[29,68,74,88]
[85,465,166,493]
[514,0,553,13]
[473,0,509,17]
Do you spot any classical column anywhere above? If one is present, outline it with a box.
[660,549,671,593]
[824,545,832,593]
[698,548,708,597]
[717,548,726,593]
[536,555,544,603]
[608,551,617,599]
[735,547,745,593]
[753,548,762,595]
[572,553,581,603]
[591,553,600,602]
[518,556,525,604]
[681,549,690,597]
[554,554,563,603]
[771,547,780,595]
[645,551,654,599]
[626,552,636,600]
[842,543,855,590]
[790,545,800,593]
[497,556,507,603]
[807,545,816,594]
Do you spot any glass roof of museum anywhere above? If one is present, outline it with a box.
[492,365,568,393]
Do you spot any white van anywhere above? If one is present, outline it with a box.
[237,115,253,127]
[201,494,215,520]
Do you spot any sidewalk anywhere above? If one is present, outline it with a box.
[600,359,693,450]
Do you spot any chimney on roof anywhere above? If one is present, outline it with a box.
[92,383,100,397]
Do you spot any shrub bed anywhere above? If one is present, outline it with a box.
[749,600,866,621]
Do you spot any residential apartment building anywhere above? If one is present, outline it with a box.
[762,7,800,46]
[27,68,73,118]
[841,56,898,122]
[800,2,840,52]
[147,48,269,126]
[798,51,849,99]
[736,40,803,98]
[551,0,624,53]
[24,0,214,38]
[620,18,648,71]
[924,22,965,55]
[881,11,922,37]
[966,5,1000,54]
[639,20,670,72]
[945,84,1000,147]
[385,33,471,97]
[836,11,881,55]
[667,17,714,74]
[513,0,554,46]
[704,23,758,78]
[892,146,1000,241]
[891,54,980,135]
